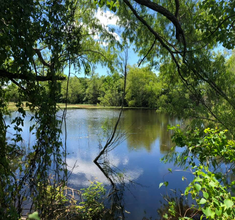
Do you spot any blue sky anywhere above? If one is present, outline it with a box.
[64,46,139,77]
[64,8,141,78]
[64,8,230,78]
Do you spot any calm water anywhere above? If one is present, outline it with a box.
[6,109,194,219]
[61,109,193,219]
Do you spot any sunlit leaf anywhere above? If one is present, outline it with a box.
[224,199,234,209]
[28,212,40,220]
[198,198,207,205]
[194,183,201,192]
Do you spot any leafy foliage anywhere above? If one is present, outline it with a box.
[2,0,235,219]
[25,181,107,220]
[161,126,235,219]
[78,181,106,220]
[125,65,160,108]
[185,166,235,220]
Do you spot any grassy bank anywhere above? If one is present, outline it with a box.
[7,102,153,111]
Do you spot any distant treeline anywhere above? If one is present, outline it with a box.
[6,66,165,109]
[61,65,162,108]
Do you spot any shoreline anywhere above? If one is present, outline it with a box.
[8,102,156,111]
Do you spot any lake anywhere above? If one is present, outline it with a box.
[6,109,194,219]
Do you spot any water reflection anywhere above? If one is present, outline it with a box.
[61,109,192,219]
[122,110,178,153]
[6,109,193,219]
[80,109,179,153]
[66,153,143,187]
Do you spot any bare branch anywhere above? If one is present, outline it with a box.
[33,48,51,68]
[138,38,156,67]
[94,48,128,163]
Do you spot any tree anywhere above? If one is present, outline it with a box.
[125,65,160,108]
[99,72,123,106]
[85,74,103,104]
[96,1,235,219]
[97,0,235,127]
[5,83,20,103]
[0,0,120,218]
[61,77,87,104]
[1,1,81,217]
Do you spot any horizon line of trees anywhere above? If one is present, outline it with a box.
[6,50,235,113]
[5,65,162,108]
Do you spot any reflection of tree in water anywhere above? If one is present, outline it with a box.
[85,109,181,153]
[87,109,184,218]
[122,110,179,153]
[85,109,121,139]
[93,106,137,219]
[160,127,174,153]
[94,155,127,220]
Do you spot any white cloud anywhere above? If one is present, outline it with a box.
[123,157,129,165]
[94,8,121,44]
[67,153,143,187]
[95,8,119,27]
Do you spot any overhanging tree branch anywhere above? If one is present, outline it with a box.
[123,0,235,127]
[123,0,189,86]
[133,0,186,57]
[0,70,66,81]
[10,78,27,92]
[175,0,179,18]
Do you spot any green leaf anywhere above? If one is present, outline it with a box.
[28,212,40,220]
[198,198,207,204]
[194,183,201,192]
[203,191,209,199]
[159,182,164,188]
[184,186,190,195]
[215,208,222,216]
[202,207,215,217]
[163,213,168,219]
[224,199,234,208]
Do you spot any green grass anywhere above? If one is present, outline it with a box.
[7,102,153,111]
[57,103,119,109]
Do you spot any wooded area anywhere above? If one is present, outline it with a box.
[1,0,235,219]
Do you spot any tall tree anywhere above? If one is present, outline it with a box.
[61,77,87,103]
[85,74,103,104]
[125,65,160,108]
[99,72,123,106]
